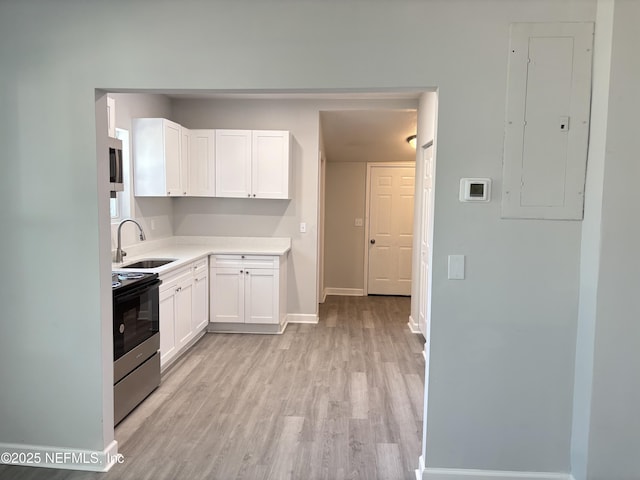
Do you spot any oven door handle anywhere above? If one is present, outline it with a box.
[113,279,161,302]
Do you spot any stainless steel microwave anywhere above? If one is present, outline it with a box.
[109,137,124,193]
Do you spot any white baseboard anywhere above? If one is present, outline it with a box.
[0,440,120,472]
[422,468,572,480]
[416,455,426,480]
[324,287,364,296]
[320,289,327,303]
[287,313,319,324]
[408,315,421,333]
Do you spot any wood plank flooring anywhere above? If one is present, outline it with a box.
[0,295,425,480]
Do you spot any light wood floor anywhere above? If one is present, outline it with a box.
[0,295,425,480]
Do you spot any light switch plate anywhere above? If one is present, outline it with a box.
[300,222,307,233]
[354,218,363,227]
[448,255,465,280]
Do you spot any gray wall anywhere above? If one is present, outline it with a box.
[582,1,640,478]
[570,1,613,478]
[171,97,416,315]
[171,98,321,316]
[0,0,616,475]
[109,93,174,250]
[324,162,367,291]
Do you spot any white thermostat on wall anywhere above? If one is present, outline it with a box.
[459,178,491,202]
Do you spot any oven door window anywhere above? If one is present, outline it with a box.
[113,285,159,361]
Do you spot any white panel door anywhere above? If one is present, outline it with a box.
[244,269,277,324]
[252,130,290,199]
[164,120,182,196]
[159,287,177,365]
[368,166,415,295]
[192,270,209,332]
[215,129,251,198]
[190,129,216,196]
[211,267,244,323]
[175,275,193,350]
[418,146,434,337]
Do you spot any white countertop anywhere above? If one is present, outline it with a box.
[112,236,291,275]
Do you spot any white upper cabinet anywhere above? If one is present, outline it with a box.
[181,128,191,196]
[252,130,291,199]
[133,118,186,197]
[134,120,291,200]
[215,130,252,198]
[216,129,291,199]
[189,129,216,197]
[107,96,116,138]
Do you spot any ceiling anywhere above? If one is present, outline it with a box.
[320,110,418,163]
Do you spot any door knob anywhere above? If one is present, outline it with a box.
[370,239,376,245]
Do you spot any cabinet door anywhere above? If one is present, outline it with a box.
[211,267,244,323]
[159,286,177,366]
[192,270,209,332]
[252,130,290,199]
[175,275,194,350]
[245,269,277,324]
[190,129,216,196]
[179,127,190,196]
[164,120,182,196]
[215,130,251,198]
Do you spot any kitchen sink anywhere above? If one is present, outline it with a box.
[121,259,176,269]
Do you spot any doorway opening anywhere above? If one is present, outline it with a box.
[320,108,418,299]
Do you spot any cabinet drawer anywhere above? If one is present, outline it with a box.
[159,266,192,292]
[210,255,243,268]
[211,254,278,269]
[242,256,278,269]
[192,258,208,274]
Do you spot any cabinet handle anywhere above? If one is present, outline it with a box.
[245,270,249,275]
[241,255,245,259]
[167,191,170,195]
[240,270,243,273]
[183,191,187,195]
[252,194,256,197]
[247,194,251,197]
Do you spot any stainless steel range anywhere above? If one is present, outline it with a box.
[112,271,161,425]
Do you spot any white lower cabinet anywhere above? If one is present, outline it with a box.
[210,254,287,330]
[211,266,245,323]
[159,258,209,370]
[159,285,177,365]
[192,260,209,331]
[245,268,277,324]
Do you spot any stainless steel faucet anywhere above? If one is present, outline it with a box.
[115,219,146,263]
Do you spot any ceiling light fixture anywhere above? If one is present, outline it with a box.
[406,134,417,149]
